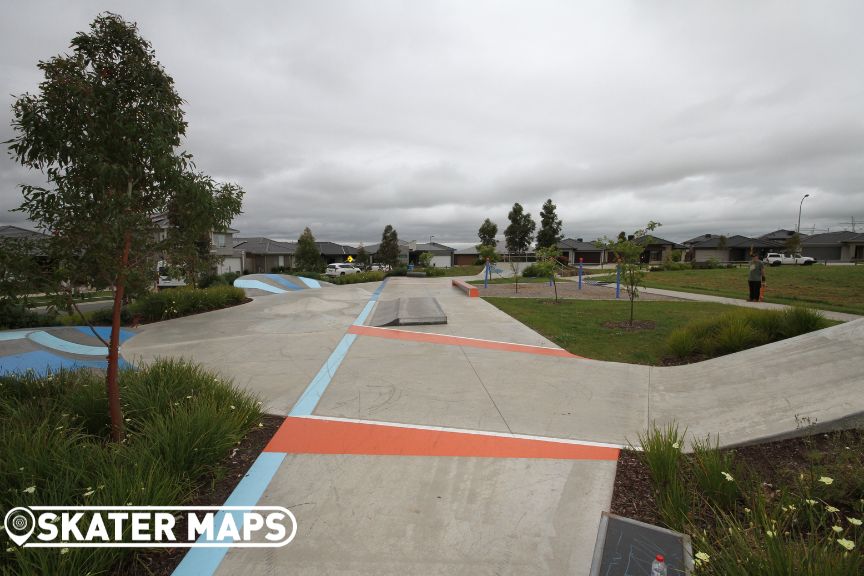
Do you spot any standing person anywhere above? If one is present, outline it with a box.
[748,252,765,302]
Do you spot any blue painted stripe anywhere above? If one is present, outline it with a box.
[265,274,303,291]
[178,279,389,576]
[234,279,287,294]
[0,350,128,376]
[0,330,31,341]
[298,276,321,289]
[290,279,388,416]
[289,333,357,416]
[27,331,108,356]
[171,452,287,576]
[74,326,136,345]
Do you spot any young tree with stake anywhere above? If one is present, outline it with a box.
[8,13,244,441]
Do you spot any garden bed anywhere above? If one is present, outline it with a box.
[611,424,863,573]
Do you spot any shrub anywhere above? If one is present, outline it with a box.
[198,271,242,289]
[0,361,262,574]
[386,266,408,277]
[327,271,386,285]
[521,263,542,277]
[665,307,830,362]
[690,435,739,511]
[424,267,446,277]
[0,299,59,329]
[128,285,246,322]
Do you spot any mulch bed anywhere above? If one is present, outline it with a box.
[114,413,286,575]
[477,282,680,300]
[610,428,864,527]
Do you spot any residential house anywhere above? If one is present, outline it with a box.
[151,214,242,275]
[365,240,455,267]
[453,241,536,266]
[315,241,359,265]
[0,225,50,241]
[801,231,861,262]
[685,234,778,262]
[233,237,295,273]
[557,238,606,264]
[632,235,683,264]
[841,233,864,261]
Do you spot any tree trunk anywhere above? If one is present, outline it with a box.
[106,231,130,442]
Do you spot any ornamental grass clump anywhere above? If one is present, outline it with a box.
[665,307,830,362]
[0,360,262,574]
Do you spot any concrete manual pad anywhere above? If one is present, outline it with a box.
[215,454,617,576]
[371,297,447,327]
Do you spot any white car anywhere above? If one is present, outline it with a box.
[763,253,816,266]
[325,263,362,277]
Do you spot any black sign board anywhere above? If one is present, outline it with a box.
[590,512,693,575]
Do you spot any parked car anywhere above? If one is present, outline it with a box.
[325,263,362,277]
[368,263,390,271]
[763,252,816,266]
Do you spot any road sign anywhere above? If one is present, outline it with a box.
[346,256,354,263]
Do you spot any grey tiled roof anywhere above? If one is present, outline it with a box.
[802,231,860,245]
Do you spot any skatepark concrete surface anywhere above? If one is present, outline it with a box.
[370,296,448,326]
[5,275,861,575]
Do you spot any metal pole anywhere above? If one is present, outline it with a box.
[615,262,621,299]
[797,194,810,234]
[578,258,583,290]
[484,258,489,289]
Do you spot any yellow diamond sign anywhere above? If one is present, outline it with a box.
[346,256,354,263]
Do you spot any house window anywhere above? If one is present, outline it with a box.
[214,233,226,248]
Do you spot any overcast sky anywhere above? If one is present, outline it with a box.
[2,1,862,245]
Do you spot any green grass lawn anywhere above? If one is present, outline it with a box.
[642,265,864,315]
[438,265,484,276]
[483,298,772,364]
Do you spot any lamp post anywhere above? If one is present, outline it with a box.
[429,235,434,245]
[797,194,810,234]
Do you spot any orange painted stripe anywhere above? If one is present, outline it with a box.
[265,417,619,460]
[451,278,479,297]
[347,324,578,358]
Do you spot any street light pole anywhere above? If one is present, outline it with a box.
[797,194,810,234]
[429,235,434,245]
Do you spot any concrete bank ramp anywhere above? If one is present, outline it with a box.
[233,273,331,296]
[371,297,447,327]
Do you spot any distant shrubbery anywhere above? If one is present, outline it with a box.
[423,267,446,277]
[521,263,543,277]
[386,266,408,277]
[0,300,59,329]
[198,271,243,288]
[665,307,830,361]
[128,285,247,322]
[327,271,386,285]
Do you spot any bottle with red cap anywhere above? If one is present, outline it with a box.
[651,554,667,576]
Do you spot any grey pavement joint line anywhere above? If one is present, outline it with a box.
[460,345,513,434]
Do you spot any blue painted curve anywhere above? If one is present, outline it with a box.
[75,326,136,345]
[28,331,107,356]
[233,279,287,294]
[265,274,303,291]
[298,276,321,289]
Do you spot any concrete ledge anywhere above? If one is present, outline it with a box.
[452,278,479,297]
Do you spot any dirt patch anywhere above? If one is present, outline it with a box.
[113,413,285,575]
[477,281,680,300]
[602,320,656,331]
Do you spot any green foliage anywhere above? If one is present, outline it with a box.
[520,263,542,277]
[503,203,536,255]
[198,270,242,289]
[637,421,685,490]
[665,307,830,361]
[424,267,446,277]
[418,252,433,268]
[477,218,498,247]
[385,266,408,277]
[0,360,262,574]
[295,227,322,272]
[535,198,563,249]
[379,224,401,267]
[595,221,661,324]
[636,422,864,576]
[534,245,561,302]
[357,243,369,266]
[671,249,683,262]
[7,12,243,439]
[476,244,498,264]
[127,285,246,322]
[327,271,386,284]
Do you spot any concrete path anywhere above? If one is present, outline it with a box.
[94,278,864,574]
